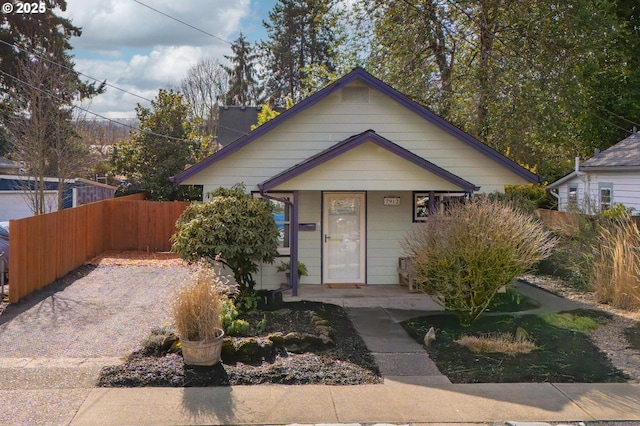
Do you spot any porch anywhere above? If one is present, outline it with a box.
[282,284,444,312]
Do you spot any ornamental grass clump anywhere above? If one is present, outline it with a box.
[592,218,640,310]
[172,263,224,342]
[455,331,537,356]
[403,197,557,327]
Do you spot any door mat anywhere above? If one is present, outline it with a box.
[324,284,363,289]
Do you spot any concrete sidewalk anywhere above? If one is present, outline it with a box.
[66,381,640,425]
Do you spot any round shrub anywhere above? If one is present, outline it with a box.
[403,197,557,326]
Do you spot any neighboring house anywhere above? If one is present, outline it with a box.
[0,157,21,175]
[172,67,539,294]
[547,131,640,215]
[0,175,117,221]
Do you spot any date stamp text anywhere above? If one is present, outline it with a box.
[2,2,47,14]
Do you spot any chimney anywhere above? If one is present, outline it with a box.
[575,156,580,172]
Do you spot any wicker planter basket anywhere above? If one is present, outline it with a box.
[181,328,225,366]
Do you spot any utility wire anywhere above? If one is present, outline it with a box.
[0,39,154,103]
[1,39,253,138]
[0,69,198,143]
[131,0,232,45]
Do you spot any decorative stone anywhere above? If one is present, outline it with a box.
[267,332,285,347]
[315,325,334,338]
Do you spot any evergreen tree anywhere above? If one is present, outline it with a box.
[260,0,342,102]
[224,33,260,106]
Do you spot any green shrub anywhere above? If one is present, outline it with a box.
[537,209,602,290]
[403,197,557,327]
[171,184,279,292]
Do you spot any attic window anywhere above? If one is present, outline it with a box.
[341,87,369,103]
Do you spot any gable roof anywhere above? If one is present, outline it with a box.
[172,67,539,185]
[581,132,640,169]
[258,130,480,192]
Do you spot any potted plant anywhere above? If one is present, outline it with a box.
[276,260,308,283]
[172,263,225,366]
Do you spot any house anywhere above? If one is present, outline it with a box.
[547,131,640,215]
[0,175,117,221]
[172,67,539,295]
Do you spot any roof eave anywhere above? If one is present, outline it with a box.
[172,67,539,185]
[259,130,479,193]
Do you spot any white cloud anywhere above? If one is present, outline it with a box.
[62,0,249,51]
[58,0,251,118]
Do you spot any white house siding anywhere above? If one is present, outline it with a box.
[366,191,419,284]
[273,142,462,191]
[556,172,640,214]
[185,80,530,195]
[0,191,58,221]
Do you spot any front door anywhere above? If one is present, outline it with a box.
[322,192,366,284]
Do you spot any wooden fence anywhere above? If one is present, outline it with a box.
[8,194,190,303]
[536,209,640,229]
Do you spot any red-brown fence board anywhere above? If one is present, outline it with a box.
[8,196,190,303]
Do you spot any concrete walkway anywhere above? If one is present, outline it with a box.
[1,279,640,425]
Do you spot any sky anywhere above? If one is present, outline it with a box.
[58,0,278,119]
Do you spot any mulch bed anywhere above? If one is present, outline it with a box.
[401,309,629,384]
[98,301,382,387]
[87,251,187,267]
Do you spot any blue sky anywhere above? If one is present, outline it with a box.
[59,0,279,118]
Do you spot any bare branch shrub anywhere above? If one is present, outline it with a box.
[403,197,557,326]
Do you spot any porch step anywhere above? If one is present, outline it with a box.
[345,307,450,383]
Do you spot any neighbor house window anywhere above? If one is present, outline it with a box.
[253,193,292,255]
[413,191,467,222]
[599,184,613,212]
[568,186,578,207]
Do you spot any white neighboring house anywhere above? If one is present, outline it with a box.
[547,131,640,215]
[172,67,540,294]
[0,175,117,221]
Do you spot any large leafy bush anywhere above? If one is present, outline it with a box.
[403,197,557,326]
[171,184,279,292]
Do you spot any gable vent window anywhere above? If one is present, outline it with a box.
[341,87,369,103]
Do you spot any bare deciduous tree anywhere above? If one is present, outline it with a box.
[178,57,228,137]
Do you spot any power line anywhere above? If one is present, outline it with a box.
[131,0,232,45]
[0,69,198,143]
[1,39,254,138]
[0,39,154,104]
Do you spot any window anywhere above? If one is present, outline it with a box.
[568,186,578,206]
[599,184,613,212]
[413,191,467,222]
[253,193,292,255]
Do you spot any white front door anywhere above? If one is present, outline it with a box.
[322,192,366,284]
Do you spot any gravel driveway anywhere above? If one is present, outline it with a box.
[0,264,191,358]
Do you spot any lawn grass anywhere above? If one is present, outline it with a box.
[401,310,628,383]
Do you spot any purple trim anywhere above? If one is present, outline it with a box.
[258,190,299,296]
[259,130,479,193]
[172,67,539,185]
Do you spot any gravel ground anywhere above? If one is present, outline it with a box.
[0,264,190,358]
